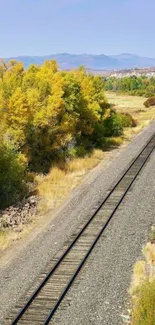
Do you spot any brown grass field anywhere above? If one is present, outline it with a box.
[106,92,155,139]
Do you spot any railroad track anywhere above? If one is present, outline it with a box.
[8,133,155,325]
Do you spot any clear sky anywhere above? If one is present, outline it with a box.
[1,0,155,58]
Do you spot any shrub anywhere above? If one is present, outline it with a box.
[134,90,145,97]
[76,145,88,157]
[145,92,155,98]
[0,145,27,209]
[144,97,155,108]
[120,113,137,128]
[132,280,155,325]
[102,110,124,137]
[98,137,123,149]
[92,109,136,148]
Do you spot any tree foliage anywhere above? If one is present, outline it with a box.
[0,60,134,208]
[0,144,27,209]
[103,75,155,98]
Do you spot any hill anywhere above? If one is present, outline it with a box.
[2,53,155,70]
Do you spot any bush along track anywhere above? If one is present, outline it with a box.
[122,226,155,325]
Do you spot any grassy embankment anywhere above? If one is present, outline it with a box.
[36,145,122,215]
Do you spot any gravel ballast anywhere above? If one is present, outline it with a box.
[0,122,155,324]
[52,135,155,325]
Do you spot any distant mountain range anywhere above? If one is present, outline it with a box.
[3,53,155,70]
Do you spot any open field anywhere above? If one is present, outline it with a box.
[106,92,155,138]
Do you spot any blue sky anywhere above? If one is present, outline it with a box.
[0,0,155,57]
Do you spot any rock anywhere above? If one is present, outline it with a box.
[29,197,36,204]
[15,228,23,233]
[120,314,130,323]
[2,213,9,219]
[0,195,38,229]
[24,203,30,208]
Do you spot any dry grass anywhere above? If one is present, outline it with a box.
[130,261,146,295]
[129,238,155,325]
[150,226,155,241]
[36,149,105,214]
[106,92,155,139]
[0,230,22,251]
[67,149,104,172]
[130,241,155,295]
[143,242,155,265]
[131,280,155,325]
[0,222,41,252]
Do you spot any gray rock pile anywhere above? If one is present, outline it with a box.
[0,196,38,229]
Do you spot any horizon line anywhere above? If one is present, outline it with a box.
[1,52,155,60]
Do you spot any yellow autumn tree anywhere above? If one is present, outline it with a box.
[0,59,125,176]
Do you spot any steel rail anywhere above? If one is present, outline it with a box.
[10,132,155,325]
[43,134,155,325]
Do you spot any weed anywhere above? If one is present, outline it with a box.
[132,280,155,325]
[0,229,21,251]
[150,226,155,241]
[129,235,155,325]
